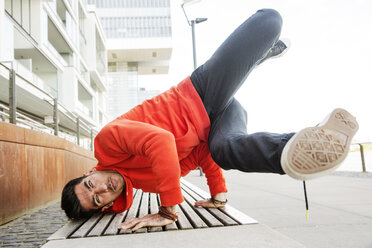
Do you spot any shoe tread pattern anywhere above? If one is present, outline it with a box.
[290,109,357,174]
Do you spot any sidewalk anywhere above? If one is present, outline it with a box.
[1,170,371,247]
[0,201,67,247]
[185,170,372,248]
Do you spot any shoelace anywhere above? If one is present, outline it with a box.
[303,180,309,220]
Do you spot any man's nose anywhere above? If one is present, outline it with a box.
[95,183,108,193]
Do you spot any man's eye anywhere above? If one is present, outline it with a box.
[89,180,93,188]
[95,195,100,204]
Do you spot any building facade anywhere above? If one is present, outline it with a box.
[86,0,171,119]
[0,0,108,147]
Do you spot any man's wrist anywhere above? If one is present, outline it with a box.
[164,205,177,214]
[159,206,178,221]
[212,192,227,202]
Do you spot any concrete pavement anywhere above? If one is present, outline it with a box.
[184,170,372,248]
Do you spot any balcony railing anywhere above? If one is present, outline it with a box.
[0,62,97,150]
[14,60,57,98]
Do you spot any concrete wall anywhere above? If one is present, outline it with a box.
[0,122,97,225]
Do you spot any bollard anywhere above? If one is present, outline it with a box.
[358,144,366,172]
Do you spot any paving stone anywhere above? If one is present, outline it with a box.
[2,244,24,247]
[0,201,67,247]
[0,234,17,240]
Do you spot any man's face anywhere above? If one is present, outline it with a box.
[75,170,124,212]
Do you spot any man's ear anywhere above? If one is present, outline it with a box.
[101,202,114,212]
[83,168,96,176]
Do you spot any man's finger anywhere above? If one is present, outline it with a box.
[131,221,146,231]
[194,199,216,208]
[118,217,138,229]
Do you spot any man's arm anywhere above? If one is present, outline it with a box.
[182,143,228,208]
[95,119,183,227]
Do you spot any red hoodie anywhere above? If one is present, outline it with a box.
[93,77,227,213]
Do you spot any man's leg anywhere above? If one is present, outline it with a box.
[208,98,294,173]
[190,9,291,174]
[208,99,359,180]
[191,9,283,118]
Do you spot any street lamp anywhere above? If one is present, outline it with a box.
[181,1,207,176]
[181,1,208,70]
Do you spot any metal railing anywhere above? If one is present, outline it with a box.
[0,61,97,151]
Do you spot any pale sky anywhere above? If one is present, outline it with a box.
[141,0,372,142]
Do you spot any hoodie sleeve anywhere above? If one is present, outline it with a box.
[180,142,228,196]
[94,119,183,206]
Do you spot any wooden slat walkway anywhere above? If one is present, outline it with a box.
[48,179,257,240]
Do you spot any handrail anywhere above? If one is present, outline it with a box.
[0,61,97,150]
[0,103,54,134]
[0,62,54,99]
[1,62,95,132]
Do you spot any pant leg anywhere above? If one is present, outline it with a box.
[191,9,282,118]
[208,98,295,174]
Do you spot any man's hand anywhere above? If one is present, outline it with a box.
[118,213,174,231]
[194,192,227,208]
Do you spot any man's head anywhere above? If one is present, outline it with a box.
[61,170,125,219]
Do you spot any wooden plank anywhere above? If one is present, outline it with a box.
[180,179,210,199]
[119,189,143,234]
[87,213,115,237]
[181,188,223,227]
[179,191,208,228]
[181,180,239,226]
[181,179,257,225]
[103,212,127,236]
[175,204,193,230]
[70,213,103,238]
[222,205,258,225]
[134,192,149,233]
[164,220,178,231]
[104,189,139,235]
[48,219,86,240]
[149,193,163,232]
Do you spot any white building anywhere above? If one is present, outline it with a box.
[86,0,172,119]
[0,0,109,147]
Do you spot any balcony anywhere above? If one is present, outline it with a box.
[46,0,77,46]
[46,17,73,67]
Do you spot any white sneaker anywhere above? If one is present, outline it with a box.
[281,108,358,180]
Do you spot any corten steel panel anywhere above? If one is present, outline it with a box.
[64,151,97,182]
[65,141,94,159]
[0,141,27,224]
[0,122,25,143]
[25,146,66,209]
[0,124,96,224]
[24,128,66,150]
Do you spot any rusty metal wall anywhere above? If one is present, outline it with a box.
[0,122,97,225]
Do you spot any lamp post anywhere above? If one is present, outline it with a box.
[181,1,207,70]
[181,1,207,176]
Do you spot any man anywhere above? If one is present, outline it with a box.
[61,9,358,231]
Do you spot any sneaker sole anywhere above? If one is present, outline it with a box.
[281,108,358,180]
[270,38,291,59]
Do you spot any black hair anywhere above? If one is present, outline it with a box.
[61,176,99,220]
